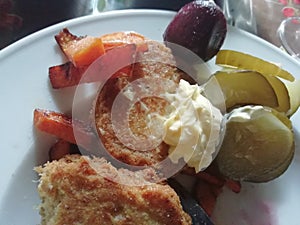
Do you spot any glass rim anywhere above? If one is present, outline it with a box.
[277,16,300,59]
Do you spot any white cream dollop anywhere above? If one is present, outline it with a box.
[163,79,224,173]
[226,105,267,122]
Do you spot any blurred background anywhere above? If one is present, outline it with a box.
[0,0,95,48]
[0,0,299,55]
[0,0,196,49]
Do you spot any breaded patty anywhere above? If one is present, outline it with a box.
[94,40,191,166]
[35,154,191,225]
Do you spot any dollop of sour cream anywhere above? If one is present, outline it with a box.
[163,79,224,172]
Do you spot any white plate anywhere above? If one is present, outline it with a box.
[0,9,299,225]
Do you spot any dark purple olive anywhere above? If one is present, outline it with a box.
[163,0,227,62]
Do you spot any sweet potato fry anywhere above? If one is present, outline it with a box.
[49,44,137,89]
[210,184,223,197]
[194,180,220,217]
[55,28,106,68]
[49,62,87,89]
[225,179,241,193]
[182,164,241,216]
[182,167,225,187]
[55,28,148,54]
[195,171,225,187]
[65,36,105,68]
[55,28,84,53]
[100,31,148,52]
[33,109,95,148]
[49,139,80,161]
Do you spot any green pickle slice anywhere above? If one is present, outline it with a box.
[216,50,295,82]
[216,105,295,182]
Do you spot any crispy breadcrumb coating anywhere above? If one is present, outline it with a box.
[94,40,191,166]
[35,154,191,225]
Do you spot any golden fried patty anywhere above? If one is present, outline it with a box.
[35,154,191,225]
[94,40,190,166]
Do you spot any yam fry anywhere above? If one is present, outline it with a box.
[33,109,95,148]
[49,139,71,161]
[225,179,241,193]
[55,28,106,68]
[49,139,80,161]
[210,184,223,197]
[55,28,148,54]
[49,62,87,89]
[182,167,225,186]
[182,165,241,193]
[55,28,84,54]
[49,44,137,89]
[195,171,225,187]
[194,180,220,217]
[65,36,105,68]
[80,43,137,82]
[100,31,148,52]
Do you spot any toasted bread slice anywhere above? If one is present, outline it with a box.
[35,154,191,225]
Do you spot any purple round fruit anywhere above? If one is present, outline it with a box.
[163,0,227,62]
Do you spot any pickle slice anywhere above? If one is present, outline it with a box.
[283,79,300,116]
[259,74,290,114]
[216,50,295,81]
[214,70,278,110]
[259,73,300,116]
[216,105,295,182]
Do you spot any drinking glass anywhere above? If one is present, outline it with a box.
[221,0,300,60]
[277,16,300,60]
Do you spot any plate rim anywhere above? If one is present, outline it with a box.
[2,8,299,67]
